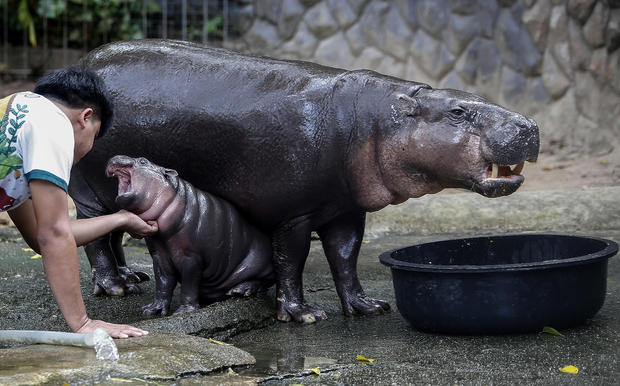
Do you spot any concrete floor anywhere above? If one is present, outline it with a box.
[0,187,618,384]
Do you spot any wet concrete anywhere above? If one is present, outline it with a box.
[0,332,256,384]
[231,231,620,385]
[0,187,618,384]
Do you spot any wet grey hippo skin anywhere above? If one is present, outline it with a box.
[106,155,274,316]
[70,39,539,323]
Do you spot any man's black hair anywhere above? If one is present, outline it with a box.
[33,66,114,138]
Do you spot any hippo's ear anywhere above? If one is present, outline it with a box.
[405,83,431,97]
[164,169,178,177]
[395,93,420,117]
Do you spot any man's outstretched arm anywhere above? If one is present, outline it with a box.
[10,179,148,338]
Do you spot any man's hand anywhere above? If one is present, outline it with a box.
[76,318,149,339]
[118,210,158,238]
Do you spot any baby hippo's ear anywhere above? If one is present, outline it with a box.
[164,169,178,177]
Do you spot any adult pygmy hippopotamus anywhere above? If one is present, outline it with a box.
[106,155,273,316]
[70,39,539,323]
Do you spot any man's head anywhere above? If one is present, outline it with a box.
[33,66,114,138]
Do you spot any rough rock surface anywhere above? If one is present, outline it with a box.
[0,333,256,384]
[237,0,620,157]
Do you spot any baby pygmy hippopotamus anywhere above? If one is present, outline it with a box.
[106,155,274,316]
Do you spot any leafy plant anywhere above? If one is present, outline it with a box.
[5,0,222,49]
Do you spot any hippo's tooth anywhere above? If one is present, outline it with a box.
[511,162,524,175]
[491,163,499,178]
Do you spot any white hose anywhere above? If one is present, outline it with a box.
[0,328,119,360]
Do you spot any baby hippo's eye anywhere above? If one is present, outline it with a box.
[139,158,148,165]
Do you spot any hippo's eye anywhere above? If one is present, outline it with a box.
[139,158,148,165]
[450,108,466,117]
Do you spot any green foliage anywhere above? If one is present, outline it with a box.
[4,0,224,50]
[16,0,37,46]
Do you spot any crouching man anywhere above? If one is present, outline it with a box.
[0,67,158,338]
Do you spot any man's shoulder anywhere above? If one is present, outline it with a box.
[12,92,70,129]
[13,92,60,113]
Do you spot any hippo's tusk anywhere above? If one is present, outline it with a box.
[512,162,524,175]
[491,163,499,178]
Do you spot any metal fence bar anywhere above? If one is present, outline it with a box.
[83,0,88,53]
[202,0,208,45]
[22,28,27,74]
[43,0,48,70]
[162,0,168,39]
[63,0,68,66]
[143,0,148,38]
[3,0,8,69]
[223,0,228,44]
[182,0,187,41]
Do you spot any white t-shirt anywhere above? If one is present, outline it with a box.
[0,92,74,211]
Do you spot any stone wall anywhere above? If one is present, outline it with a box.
[230,0,620,156]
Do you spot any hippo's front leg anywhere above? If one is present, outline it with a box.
[142,239,176,317]
[173,254,203,315]
[273,217,327,323]
[317,211,390,316]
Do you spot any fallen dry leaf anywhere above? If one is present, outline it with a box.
[542,326,563,336]
[208,338,230,345]
[357,354,375,363]
[560,365,579,374]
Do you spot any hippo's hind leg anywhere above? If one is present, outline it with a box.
[273,217,327,323]
[111,231,151,292]
[227,279,274,297]
[225,235,275,297]
[317,211,390,316]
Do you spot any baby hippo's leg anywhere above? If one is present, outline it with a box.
[142,262,176,316]
[173,254,204,315]
[226,236,274,297]
[142,240,177,316]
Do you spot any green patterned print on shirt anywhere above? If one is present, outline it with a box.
[0,99,26,179]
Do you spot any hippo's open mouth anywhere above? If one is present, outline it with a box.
[488,161,525,179]
[105,164,135,205]
[472,161,528,197]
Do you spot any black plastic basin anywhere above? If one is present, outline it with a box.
[379,234,618,334]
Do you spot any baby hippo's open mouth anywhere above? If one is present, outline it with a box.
[106,166,132,196]
[105,156,140,208]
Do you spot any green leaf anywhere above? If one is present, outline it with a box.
[542,326,563,336]
[0,165,11,179]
